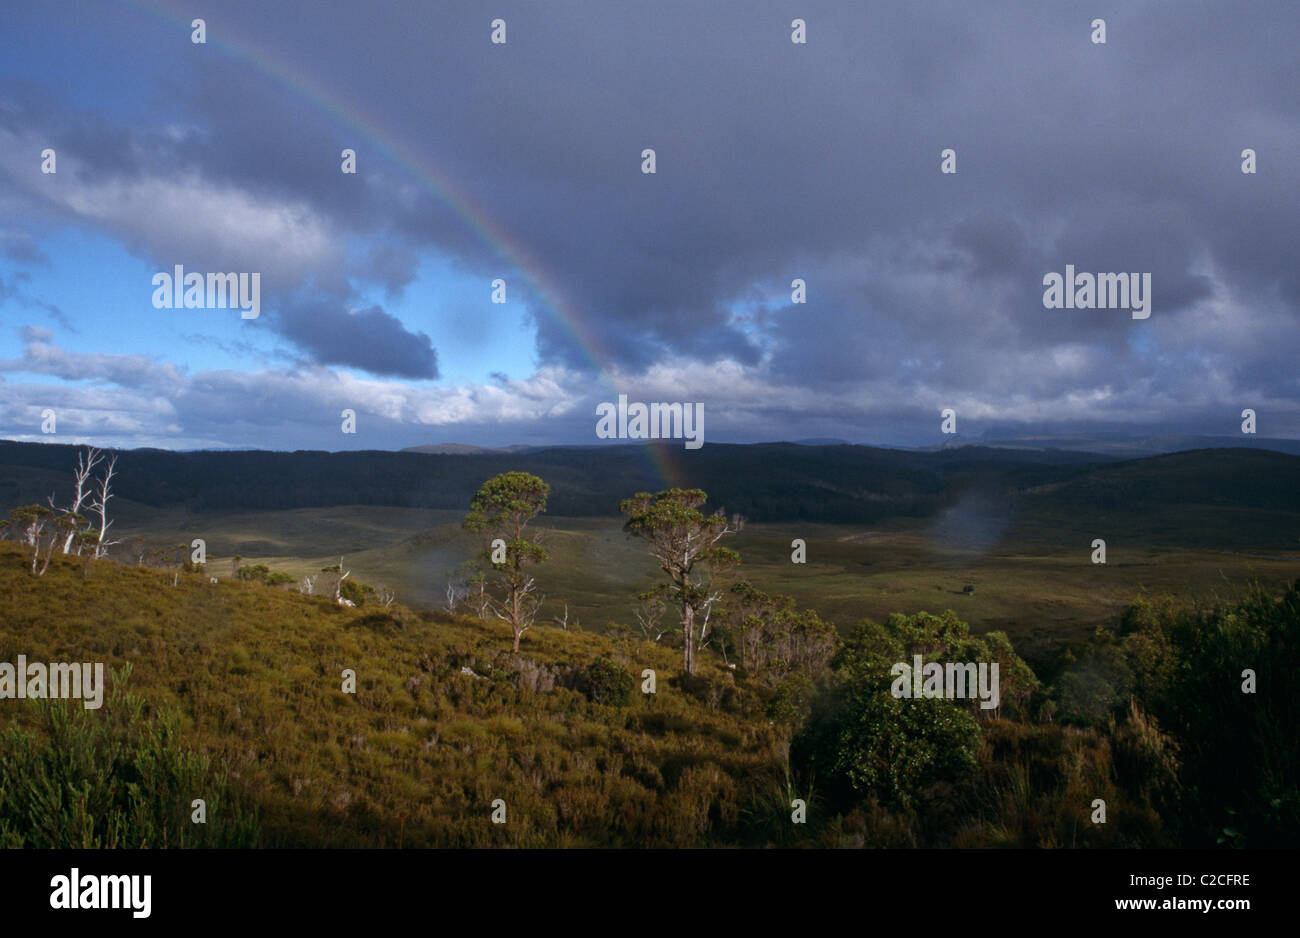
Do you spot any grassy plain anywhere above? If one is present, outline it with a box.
[117,502,1299,665]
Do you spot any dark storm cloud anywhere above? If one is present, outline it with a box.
[172,67,481,259]
[241,0,1285,403]
[276,296,439,380]
[951,214,1030,282]
[1,0,1297,443]
[0,86,139,180]
[0,77,444,377]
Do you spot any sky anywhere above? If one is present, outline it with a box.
[0,0,1297,452]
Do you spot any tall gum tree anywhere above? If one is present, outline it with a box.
[621,488,743,675]
[463,472,550,652]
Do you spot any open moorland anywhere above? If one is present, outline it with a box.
[1,439,1297,848]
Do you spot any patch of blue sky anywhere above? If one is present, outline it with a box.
[382,251,540,386]
[0,227,277,374]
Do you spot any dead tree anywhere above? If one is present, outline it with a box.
[334,557,350,604]
[443,579,463,614]
[316,557,352,604]
[90,455,123,559]
[58,447,103,553]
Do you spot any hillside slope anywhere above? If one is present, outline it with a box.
[0,544,783,847]
[2,544,1294,848]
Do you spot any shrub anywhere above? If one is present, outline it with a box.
[794,684,980,811]
[340,578,366,605]
[579,655,634,706]
[767,672,816,725]
[236,564,271,583]
[0,665,259,848]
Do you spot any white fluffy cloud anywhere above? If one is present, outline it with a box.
[4,326,1298,451]
[0,127,339,283]
[0,333,582,449]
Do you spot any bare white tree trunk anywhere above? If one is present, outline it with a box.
[696,589,723,651]
[682,604,696,675]
[28,517,46,574]
[91,456,121,559]
[471,578,491,619]
[334,557,350,604]
[60,447,103,553]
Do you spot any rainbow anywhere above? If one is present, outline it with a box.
[124,0,686,488]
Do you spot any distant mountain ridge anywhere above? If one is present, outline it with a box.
[401,443,540,455]
[3,440,1299,546]
[969,432,1300,458]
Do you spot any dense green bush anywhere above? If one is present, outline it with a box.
[795,674,981,811]
[1124,583,1300,846]
[766,672,816,725]
[235,563,271,583]
[579,655,634,706]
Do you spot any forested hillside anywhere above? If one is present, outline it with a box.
[3,441,1299,541]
